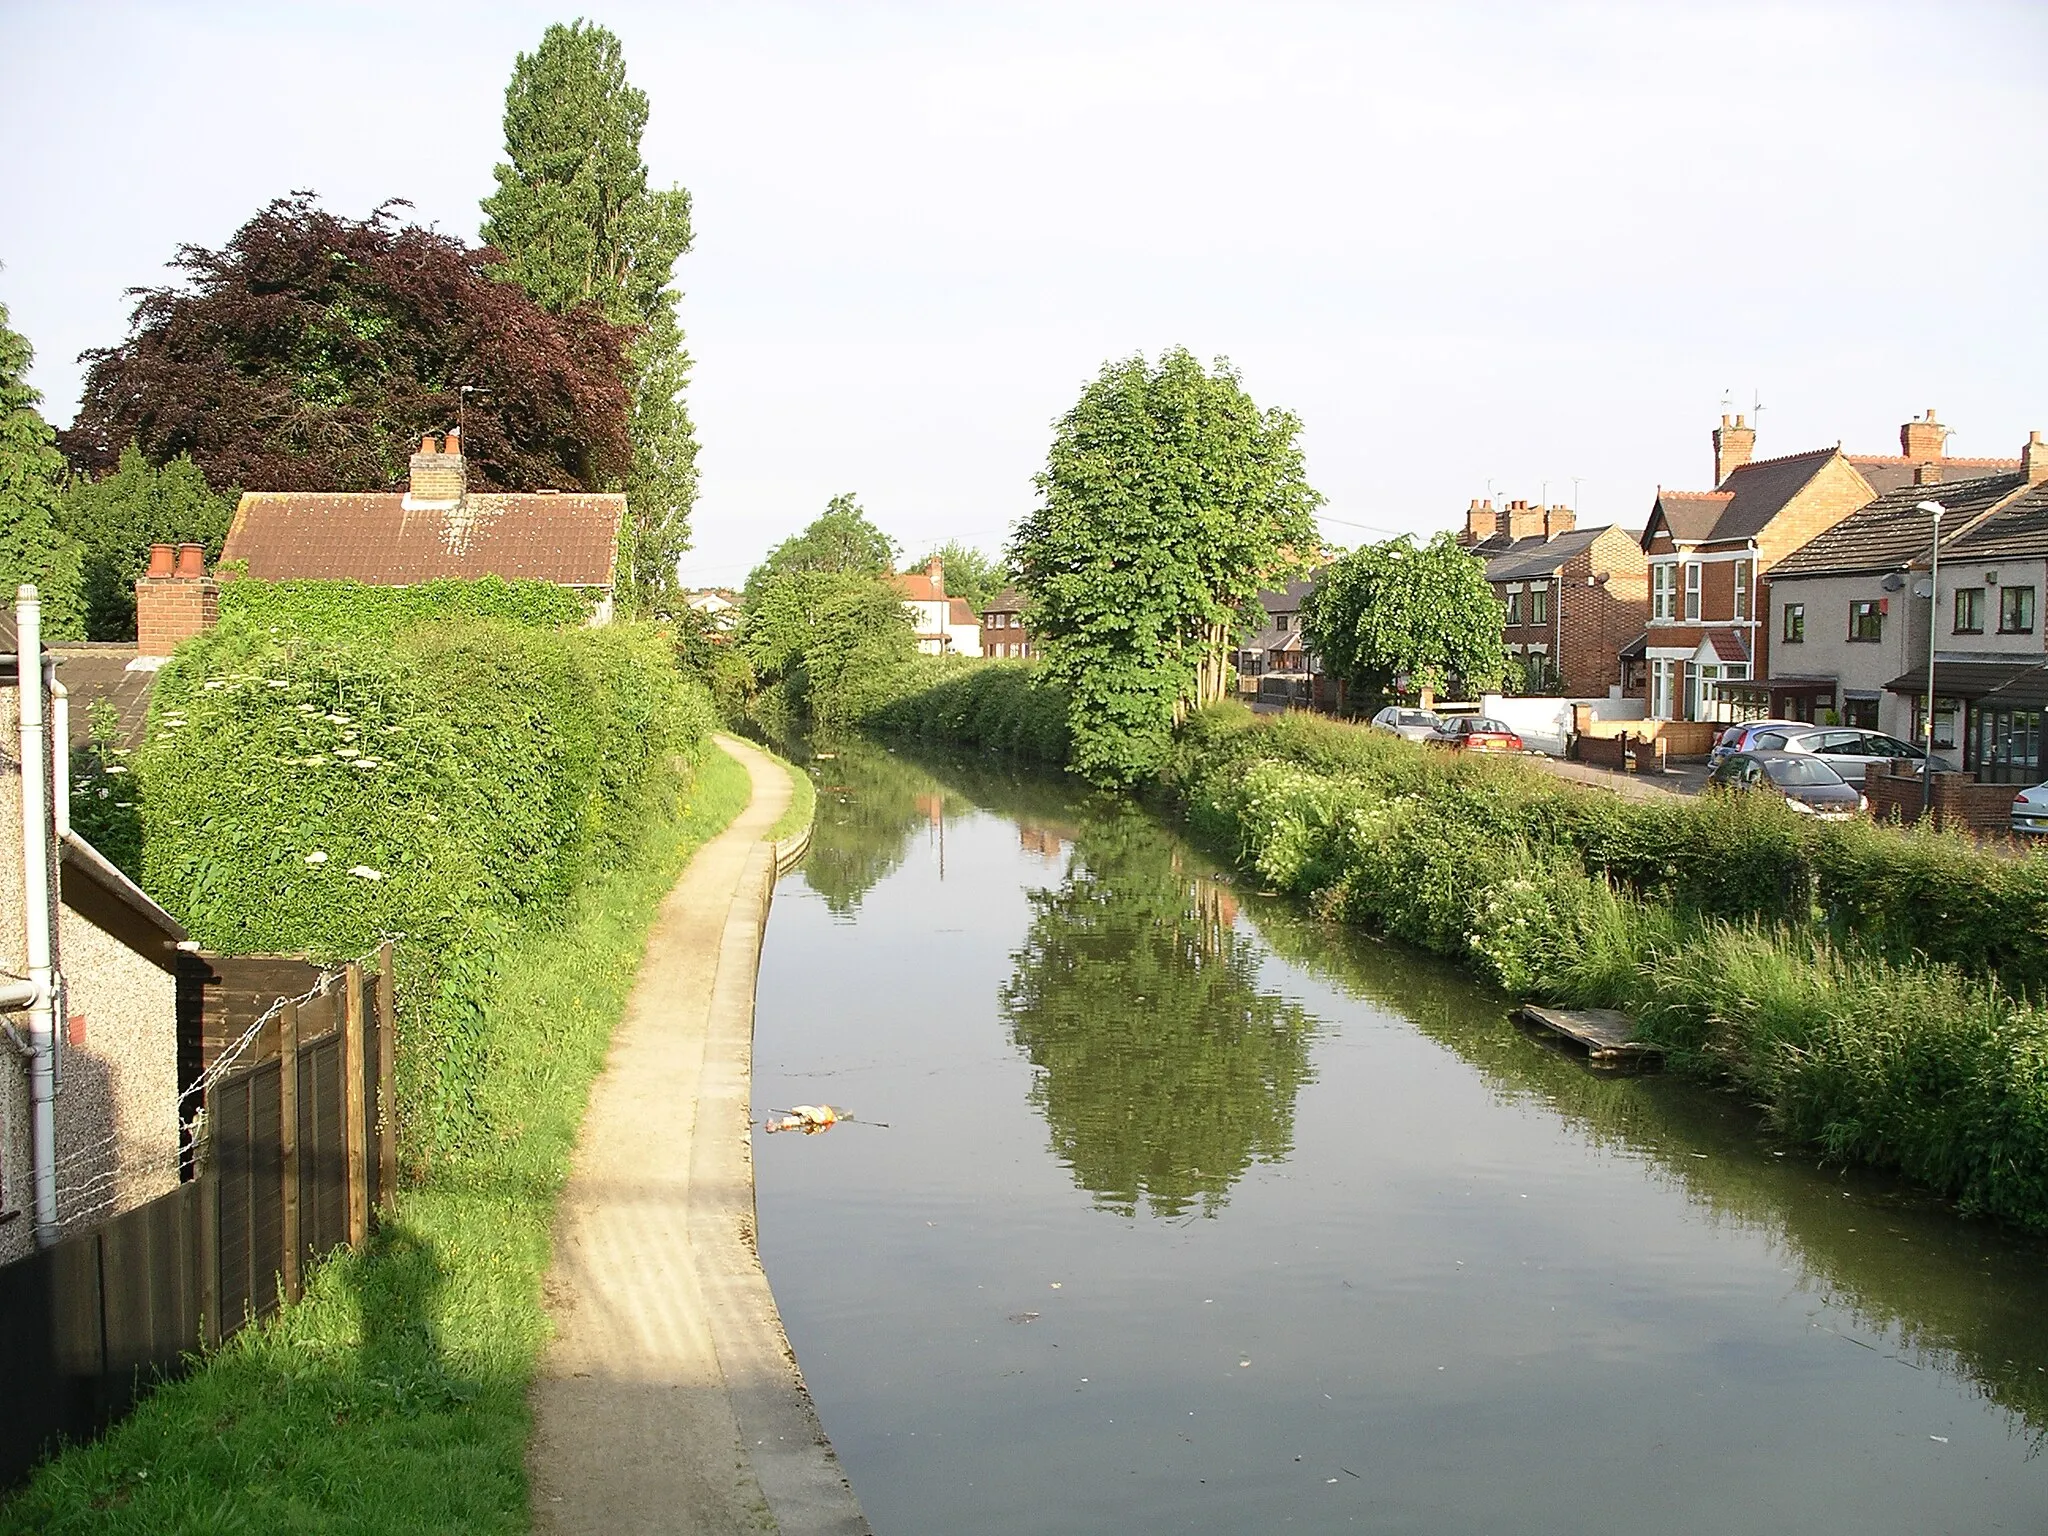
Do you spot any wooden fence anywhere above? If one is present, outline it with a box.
[0,942,396,1489]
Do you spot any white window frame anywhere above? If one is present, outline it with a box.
[1733,559,1751,621]
[1684,562,1703,622]
[1652,563,1678,621]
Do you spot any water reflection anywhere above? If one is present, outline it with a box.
[786,740,970,917]
[999,803,1317,1218]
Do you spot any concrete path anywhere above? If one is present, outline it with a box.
[529,735,870,1536]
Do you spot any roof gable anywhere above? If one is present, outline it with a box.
[222,491,624,588]
[1944,480,2048,561]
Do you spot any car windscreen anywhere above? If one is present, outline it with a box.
[1400,712,1436,726]
[1470,720,1511,733]
[1761,756,1844,787]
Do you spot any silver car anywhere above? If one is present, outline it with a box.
[2012,782,2048,836]
[1744,725,1953,786]
[1370,706,1442,742]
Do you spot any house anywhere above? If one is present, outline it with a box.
[2,591,187,1264]
[892,558,982,656]
[1234,579,1316,681]
[219,432,625,622]
[1458,499,1647,696]
[682,589,740,631]
[1757,456,2037,735]
[980,588,1036,659]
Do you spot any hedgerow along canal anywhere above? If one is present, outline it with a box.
[751,743,2048,1534]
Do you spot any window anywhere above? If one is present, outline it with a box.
[1783,603,1805,642]
[1955,587,1985,633]
[1503,590,1523,625]
[1849,600,1883,642]
[1652,563,1677,621]
[1530,582,1550,625]
[2000,585,2036,634]
[1684,562,1702,621]
[1973,707,2043,785]
[1734,559,1751,621]
[1649,658,1677,719]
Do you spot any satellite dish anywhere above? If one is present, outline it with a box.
[1880,573,1906,592]
[1912,581,1934,599]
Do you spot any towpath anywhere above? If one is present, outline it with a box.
[528,734,869,1536]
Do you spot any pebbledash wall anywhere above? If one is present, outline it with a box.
[0,659,181,1267]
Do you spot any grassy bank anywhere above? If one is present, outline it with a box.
[765,742,818,844]
[863,665,2048,1230]
[0,744,751,1534]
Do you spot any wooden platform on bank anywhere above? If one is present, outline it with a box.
[1514,1005,1663,1067]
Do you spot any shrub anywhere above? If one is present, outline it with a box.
[218,575,591,636]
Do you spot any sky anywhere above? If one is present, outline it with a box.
[3,1,2044,590]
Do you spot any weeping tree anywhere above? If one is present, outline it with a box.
[1010,348,1321,785]
[1302,532,1513,705]
[482,19,699,611]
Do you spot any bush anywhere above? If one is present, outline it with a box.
[135,606,716,1166]
[854,656,1072,764]
[218,574,591,636]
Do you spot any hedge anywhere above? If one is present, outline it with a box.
[136,601,717,1167]
[217,574,591,636]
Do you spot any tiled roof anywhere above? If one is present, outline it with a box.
[1942,480,2048,561]
[1703,627,1751,664]
[983,587,1026,614]
[947,598,978,626]
[1652,491,1733,543]
[1849,454,2021,495]
[1711,448,1853,542]
[1256,579,1316,615]
[894,572,945,602]
[1485,527,1611,581]
[222,491,623,587]
[51,646,159,749]
[1883,657,2048,702]
[1768,472,2027,578]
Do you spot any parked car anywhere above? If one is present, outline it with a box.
[1370,705,1443,742]
[1707,719,1806,771]
[2012,782,2048,836]
[1425,717,1525,753]
[1708,750,1865,819]
[1741,725,1954,786]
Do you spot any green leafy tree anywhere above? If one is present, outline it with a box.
[742,495,899,604]
[1302,532,1512,703]
[0,300,85,638]
[909,539,1006,612]
[999,803,1318,1218]
[1010,348,1322,785]
[739,568,915,729]
[482,19,699,611]
[56,444,234,640]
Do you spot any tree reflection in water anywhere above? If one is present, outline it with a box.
[1000,805,1317,1219]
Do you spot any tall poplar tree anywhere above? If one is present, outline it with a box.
[0,301,85,639]
[482,20,698,611]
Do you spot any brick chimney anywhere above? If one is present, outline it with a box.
[1901,408,1945,465]
[1543,504,1576,538]
[1502,499,1548,541]
[135,542,219,658]
[1459,498,1498,546]
[2023,431,2048,485]
[1713,414,1755,485]
[408,432,467,505]
[925,555,945,595]
[1914,462,1944,485]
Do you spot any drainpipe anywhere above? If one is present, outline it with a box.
[13,586,60,1244]
[50,679,69,836]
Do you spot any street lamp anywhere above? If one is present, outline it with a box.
[1917,500,1945,818]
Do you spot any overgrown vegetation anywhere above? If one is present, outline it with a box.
[216,575,590,638]
[0,749,750,1534]
[0,299,85,638]
[56,444,234,640]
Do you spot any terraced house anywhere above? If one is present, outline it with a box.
[1627,410,2021,721]
[1458,499,1647,696]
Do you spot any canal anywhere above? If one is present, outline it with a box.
[751,741,2048,1534]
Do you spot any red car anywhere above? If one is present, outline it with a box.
[1424,717,1525,753]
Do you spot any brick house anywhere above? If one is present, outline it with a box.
[1458,499,1647,696]
[1633,409,2025,722]
[980,588,1035,659]
[219,432,625,621]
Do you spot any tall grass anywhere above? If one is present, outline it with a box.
[0,747,753,1533]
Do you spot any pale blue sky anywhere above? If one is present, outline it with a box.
[3,1,2043,587]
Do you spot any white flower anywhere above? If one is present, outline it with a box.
[202,679,227,690]
[351,758,380,769]
[334,747,361,759]
[297,704,318,714]
[304,850,328,865]
[104,765,128,776]
[347,865,386,881]
[326,713,352,724]
[303,756,329,766]
[267,679,290,689]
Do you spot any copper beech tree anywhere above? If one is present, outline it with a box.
[61,194,632,496]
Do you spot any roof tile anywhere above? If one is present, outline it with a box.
[222,492,624,587]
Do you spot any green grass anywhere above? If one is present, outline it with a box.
[764,747,817,844]
[0,744,754,1535]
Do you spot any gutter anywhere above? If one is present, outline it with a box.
[12,586,61,1245]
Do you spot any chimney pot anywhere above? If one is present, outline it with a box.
[174,543,206,578]
[420,434,440,455]
[146,544,175,578]
[445,428,462,456]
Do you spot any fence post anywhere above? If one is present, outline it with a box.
[376,942,397,1216]
[195,1124,220,1350]
[343,962,368,1249]
[278,1000,301,1304]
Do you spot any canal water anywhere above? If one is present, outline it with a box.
[751,742,2048,1534]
